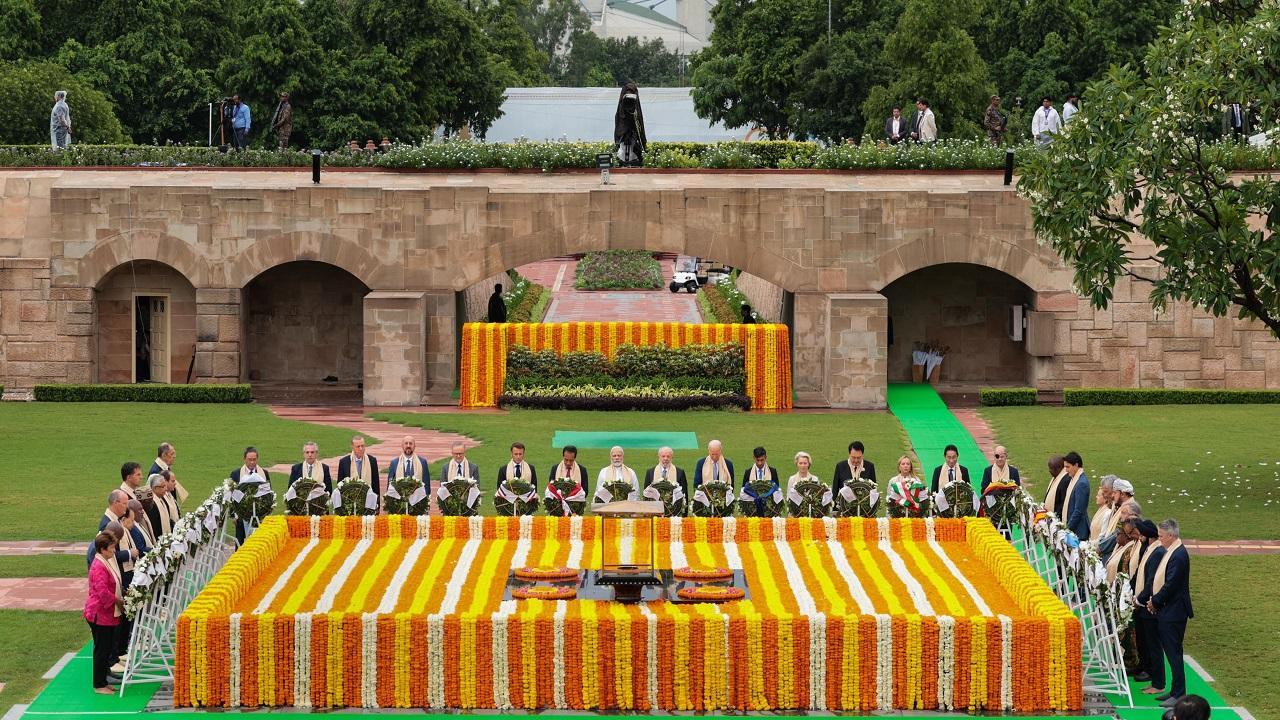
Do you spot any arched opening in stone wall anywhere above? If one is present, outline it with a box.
[882,262,1034,386]
[95,261,197,384]
[243,261,369,403]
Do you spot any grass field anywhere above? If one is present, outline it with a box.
[0,404,359,541]
[980,406,1280,540]
[0,555,85,578]
[373,408,912,503]
[0,610,85,716]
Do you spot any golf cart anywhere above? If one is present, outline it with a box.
[670,256,730,293]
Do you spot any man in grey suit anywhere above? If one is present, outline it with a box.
[885,106,907,145]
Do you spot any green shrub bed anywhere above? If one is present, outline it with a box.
[507,283,547,323]
[498,384,751,411]
[573,250,662,290]
[1064,387,1280,406]
[980,388,1038,406]
[507,343,745,389]
[34,384,252,402]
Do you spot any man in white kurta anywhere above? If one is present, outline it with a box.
[593,446,639,506]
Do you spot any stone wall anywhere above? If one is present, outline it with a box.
[462,271,510,322]
[1031,278,1280,389]
[734,271,783,322]
[243,262,366,384]
[95,261,196,384]
[0,258,91,394]
[883,263,1033,383]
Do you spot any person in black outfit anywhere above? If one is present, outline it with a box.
[831,440,877,494]
[1134,519,1168,697]
[930,444,970,493]
[613,81,647,167]
[1148,518,1193,707]
[488,284,507,322]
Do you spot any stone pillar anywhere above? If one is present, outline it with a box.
[195,288,242,383]
[827,293,889,409]
[363,292,428,406]
[0,259,92,394]
[791,291,889,409]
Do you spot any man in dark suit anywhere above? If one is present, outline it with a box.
[693,440,735,492]
[1129,520,1161,683]
[740,446,781,515]
[930,444,970,493]
[230,446,271,542]
[387,436,430,492]
[832,440,877,494]
[1148,518,1193,707]
[336,435,380,496]
[980,445,1020,494]
[148,441,188,504]
[644,446,688,498]
[885,106,906,145]
[546,445,590,515]
[290,441,333,492]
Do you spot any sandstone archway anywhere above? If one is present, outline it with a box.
[95,260,197,384]
[242,261,370,401]
[882,262,1035,385]
[225,231,384,291]
[77,231,206,291]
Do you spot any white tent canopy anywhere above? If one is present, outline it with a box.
[483,87,746,143]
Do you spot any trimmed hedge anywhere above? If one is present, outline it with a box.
[980,388,1038,406]
[507,283,546,323]
[499,390,751,411]
[1,139,1276,171]
[505,374,743,395]
[1063,387,1280,406]
[506,343,746,389]
[34,384,253,403]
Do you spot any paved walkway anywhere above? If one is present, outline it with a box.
[0,578,85,611]
[518,256,702,323]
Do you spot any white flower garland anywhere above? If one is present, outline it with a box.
[375,538,429,615]
[640,605,660,710]
[361,612,378,707]
[876,516,890,543]
[361,515,375,540]
[878,530,935,615]
[619,518,634,564]
[999,614,1014,710]
[809,612,827,709]
[721,516,742,568]
[937,615,956,710]
[416,514,430,539]
[875,613,893,710]
[669,517,689,569]
[491,602,513,709]
[229,613,242,708]
[824,535,877,614]
[314,538,373,612]
[552,602,567,709]
[427,614,445,707]
[254,537,318,614]
[294,613,312,708]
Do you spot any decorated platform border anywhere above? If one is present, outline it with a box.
[176,516,1080,712]
[459,322,793,410]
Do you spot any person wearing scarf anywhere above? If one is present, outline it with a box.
[1090,475,1118,540]
[546,445,588,516]
[495,442,537,513]
[127,499,154,553]
[786,451,831,517]
[642,446,688,516]
[1044,451,1091,540]
[437,443,481,514]
[337,436,380,496]
[118,461,143,502]
[1130,520,1163,686]
[592,446,639,506]
[85,532,123,692]
[1146,518,1193,707]
[388,435,430,490]
[230,446,272,542]
[929,444,970,493]
[290,441,334,492]
[150,442,189,504]
[739,446,781,515]
[831,440,877,494]
[693,439,735,503]
[887,456,929,517]
[980,445,1021,494]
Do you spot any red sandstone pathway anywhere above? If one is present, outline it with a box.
[951,408,999,463]
[518,256,702,323]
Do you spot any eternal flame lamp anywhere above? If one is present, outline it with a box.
[594,499,664,603]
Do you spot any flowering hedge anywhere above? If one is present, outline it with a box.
[176,515,1080,712]
[573,250,662,290]
[461,322,792,410]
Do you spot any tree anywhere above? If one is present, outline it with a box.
[0,60,126,144]
[862,0,993,138]
[1018,1,1280,337]
[0,0,39,61]
[474,0,550,87]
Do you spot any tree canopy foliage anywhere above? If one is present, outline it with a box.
[1019,0,1280,337]
[692,0,1180,142]
[1,0,686,148]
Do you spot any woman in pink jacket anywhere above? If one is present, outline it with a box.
[85,531,123,693]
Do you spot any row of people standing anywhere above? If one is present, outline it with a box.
[881,94,1082,147]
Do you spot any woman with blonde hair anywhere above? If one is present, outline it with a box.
[887,455,930,518]
[786,451,832,517]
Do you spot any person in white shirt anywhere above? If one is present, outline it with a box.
[1062,93,1079,124]
[593,446,639,506]
[910,98,937,142]
[1032,96,1062,147]
[885,106,906,145]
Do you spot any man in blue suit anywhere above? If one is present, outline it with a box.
[693,440,735,492]
[1148,518,1193,707]
[1044,452,1091,540]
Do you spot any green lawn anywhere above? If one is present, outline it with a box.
[981,406,1280,540]
[1186,555,1280,720]
[373,408,911,505]
[0,404,360,541]
[0,554,85,578]
[0,610,85,717]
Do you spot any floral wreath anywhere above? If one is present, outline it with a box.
[674,566,734,581]
[512,585,578,600]
[514,566,580,581]
[677,585,745,601]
